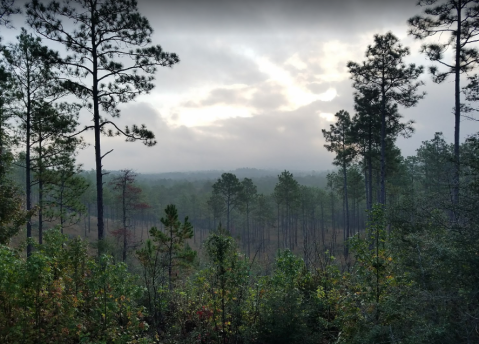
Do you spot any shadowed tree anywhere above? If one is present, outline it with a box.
[322,110,355,256]
[43,156,88,233]
[348,32,424,205]
[207,192,225,231]
[4,29,65,255]
[26,0,180,249]
[30,101,82,242]
[156,204,193,290]
[274,170,300,250]
[0,0,19,172]
[0,58,24,244]
[352,88,415,210]
[211,173,243,233]
[239,177,257,257]
[0,58,17,178]
[352,89,382,211]
[110,169,148,262]
[408,0,479,206]
[136,204,195,335]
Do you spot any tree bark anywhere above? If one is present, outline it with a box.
[91,4,105,248]
[453,0,461,208]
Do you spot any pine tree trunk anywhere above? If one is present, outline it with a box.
[26,94,32,257]
[380,84,387,206]
[91,6,104,249]
[38,132,43,244]
[343,164,350,257]
[453,1,461,209]
[122,178,127,262]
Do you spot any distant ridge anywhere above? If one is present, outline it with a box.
[137,168,331,181]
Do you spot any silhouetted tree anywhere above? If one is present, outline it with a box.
[211,173,243,233]
[408,0,479,205]
[4,29,65,255]
[110,169,147,262]
[274,171,300,250]
[27,0,180,249]
[239,177,257,257]
[322,110,355,255]
[348,32,424,205]
[0,0,19,28]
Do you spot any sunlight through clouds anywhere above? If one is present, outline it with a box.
[319,112,335,122]
[312,40,357,83]
[154,44,342,129]
[148,39,363,132]
[253,52,337,110]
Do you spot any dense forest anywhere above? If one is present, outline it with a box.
[1,0,479,343]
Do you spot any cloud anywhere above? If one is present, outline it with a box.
[140,0,419,37]
[11,0,475,174]
[77,101,337,173]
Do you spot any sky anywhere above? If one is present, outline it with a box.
[6,0,479,173]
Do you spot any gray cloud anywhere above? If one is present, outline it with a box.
[141,0,419,37]
[8,0,479,173]
[77,102,336,173]
[250,82,288,110]
[183,81,288,111]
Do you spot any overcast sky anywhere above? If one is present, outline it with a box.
[7,0,479,173]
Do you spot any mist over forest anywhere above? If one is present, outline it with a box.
[1,0,479,344]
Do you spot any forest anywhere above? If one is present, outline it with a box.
[1,0,479,343]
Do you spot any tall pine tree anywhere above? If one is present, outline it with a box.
[26,0,179,250]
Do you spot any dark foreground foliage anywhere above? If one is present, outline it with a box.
[2,189,479,344]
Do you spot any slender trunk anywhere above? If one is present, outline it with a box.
[368,132,373,210]
[91,4,104,249]
[26,83,32,257]
[302,203,307,266]
[60,180,65,232]
[122,178,127,262]
[453,0,461,207]
[88,203,91,234]
[376,169,381,203]
[277,202,280,251]
[376,222,380,324]
[38,131,43,244]
[84,212,87,237]
[320,200,325,248]
[330,192,335,255]
[343,164,350,258]
[380,83,386,206]
[39,179,43,243]
[364,157,368,211]
[168,226,173,290]
[246,203,250,257]
[226,196,230,233]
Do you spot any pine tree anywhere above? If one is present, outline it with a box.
[150,204,193,290]
[4,29,65,255]
[352,88,415,210]
[30,101,82,242]
[322,110,355,256]
[348,32,424,205]
[0,0,19,28]
[409,0,479,206]
[274,171,300,250]
[239,177,257,257]
[211,173,243,233]
[109,169,147,262]
[43,155,88,233]
[26,0,180,249]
